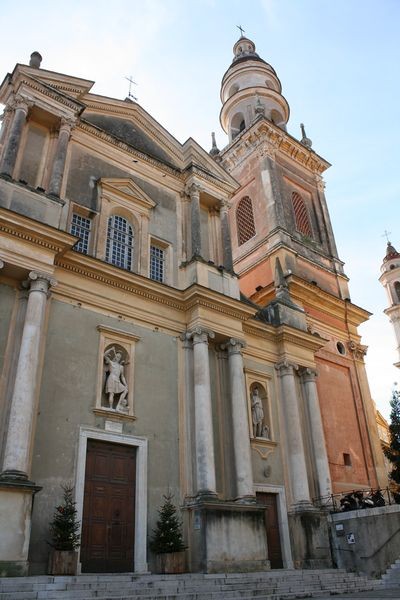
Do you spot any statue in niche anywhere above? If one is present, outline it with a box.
[103,346,129,413]
[251,385,270,439]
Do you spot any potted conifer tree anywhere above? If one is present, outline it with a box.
[150,493,186,573]
[48,484,80,575]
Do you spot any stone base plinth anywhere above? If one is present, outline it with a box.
[185,499,269,573]
[0,478,42,576]
[288,508,332,569]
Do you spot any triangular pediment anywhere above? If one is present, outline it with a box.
[99,177,156,211]
[16,65,94,99]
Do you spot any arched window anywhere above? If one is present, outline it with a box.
[236,196,256,246]
[231,112,246,140]
[106,215,134,270]
[394,281,400,303]
[291,192,312,238]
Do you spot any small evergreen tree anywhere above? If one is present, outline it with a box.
[49,484,80,551]
[150,494,185,554]
[384,389,400,485]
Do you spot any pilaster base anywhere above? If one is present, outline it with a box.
[288,508,332,569]
[0,478,42,576]
[185,498,269,573]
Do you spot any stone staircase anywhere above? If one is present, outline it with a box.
[0,569,379,600]
[381,557,400,588]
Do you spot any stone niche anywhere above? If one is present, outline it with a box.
[95,325,140,420]
[247,379,272,441]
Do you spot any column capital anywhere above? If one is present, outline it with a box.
[222,337,246,355]
[23,271,57,295]
[275,360,298,376]
[59,116,76,134]
[219,198,230,212]
[187,327,215,345]
[12,95,33,115]
[186,182,202,199]
[299,367,318,383]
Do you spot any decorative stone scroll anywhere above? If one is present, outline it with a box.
[95,325,140,420]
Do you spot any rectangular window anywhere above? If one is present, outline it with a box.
[71,213,91,254]
[150,244,165,283]
[343,452,352,467]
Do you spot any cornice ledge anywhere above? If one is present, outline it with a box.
[275,324,328,351]
[55,253,184,311]
[182,285,256,321]
[182,164,238,195]
[0,208,76,255]
[221,118,330,175]
[18,77,84,112]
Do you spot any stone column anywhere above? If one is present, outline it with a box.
[300,368,332,498]
[1,271,56,481]
[275,360,312,509]
[188,183,202,258]
[189,327,217,497]
[0,105,14,157]
[219,199,234,271]
[0,97,30,178]
[225,338,255,501]
[47,117,74,197]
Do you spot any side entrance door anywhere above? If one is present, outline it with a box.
[81,439,136,572]
[256,492,283,569]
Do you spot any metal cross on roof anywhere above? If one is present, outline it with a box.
[237,25,245,37]
[125,76,138,101]
[382,229,392,243]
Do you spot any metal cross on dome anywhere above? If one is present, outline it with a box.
[382,229,392,243]
[237,25,245,37]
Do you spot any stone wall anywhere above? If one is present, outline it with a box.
[329,505,400,577]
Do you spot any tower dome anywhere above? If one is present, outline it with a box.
[220,36,290,142]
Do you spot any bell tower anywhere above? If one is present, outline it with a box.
[217,35,349,304]
[214,34,387,509]
[380,240,400,368]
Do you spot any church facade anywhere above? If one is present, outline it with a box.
[0,39,386,577]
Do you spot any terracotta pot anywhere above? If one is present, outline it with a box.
[155,550,186,574]
[48,549,78,575]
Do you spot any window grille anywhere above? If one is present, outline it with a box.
[236,196,256,246]
[106,215,133,270]
[150,245,165,283]
[70,213,91,254]
[292,192,312,238]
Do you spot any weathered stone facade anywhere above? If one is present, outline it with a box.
[0,41,386,576]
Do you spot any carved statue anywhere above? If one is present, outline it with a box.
[104,346,128,411]
[251,386,269,439]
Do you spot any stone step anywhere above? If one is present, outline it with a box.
[0,570,377,600]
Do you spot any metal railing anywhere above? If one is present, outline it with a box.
[313,486,400,513]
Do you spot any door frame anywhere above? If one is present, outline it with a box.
[75,426,148,573]
[254,484,293,569]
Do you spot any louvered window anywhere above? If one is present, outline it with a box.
[292,192,312,238]
[236,196,256,246]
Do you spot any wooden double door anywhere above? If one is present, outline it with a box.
[81,440,136,572]
[256,492,284,569]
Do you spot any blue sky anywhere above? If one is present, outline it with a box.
[1,0,399,417]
